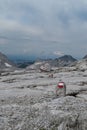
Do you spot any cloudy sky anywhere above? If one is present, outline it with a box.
[0,0,87,59]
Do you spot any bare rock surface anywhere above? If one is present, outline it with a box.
[0,67,87,130]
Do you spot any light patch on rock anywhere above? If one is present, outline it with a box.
[5,63,12,67]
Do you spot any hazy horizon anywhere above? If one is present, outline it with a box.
[7,53,82,62]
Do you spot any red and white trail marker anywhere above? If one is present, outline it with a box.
[56,81,66,97]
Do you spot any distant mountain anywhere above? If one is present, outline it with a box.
[53,55,77,67]
[83,55,87,59]
[26,55,77,71]
[41,55,77,67]
[0,52,16,70]
[58,55,77,62]
[16,61,34,68]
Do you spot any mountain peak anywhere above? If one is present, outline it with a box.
[58,55,77,62]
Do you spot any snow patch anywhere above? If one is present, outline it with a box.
[5,63,12,67]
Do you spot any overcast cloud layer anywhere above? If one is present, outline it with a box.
[0,0,87,58]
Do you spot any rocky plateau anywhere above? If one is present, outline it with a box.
[0,52,87,130]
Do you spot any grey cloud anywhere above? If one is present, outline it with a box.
[0,0,87,57]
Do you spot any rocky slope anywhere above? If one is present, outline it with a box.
[72,58,87,71]
[0,52,16,72]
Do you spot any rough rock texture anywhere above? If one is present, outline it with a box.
[0,66,87,130]
[0,96,87,130]
[75,59,87,71]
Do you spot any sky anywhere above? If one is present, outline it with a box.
[0,0,87,59]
